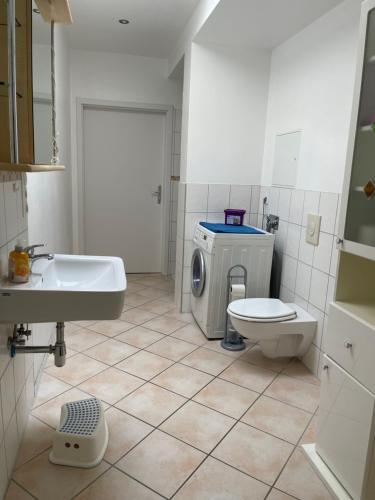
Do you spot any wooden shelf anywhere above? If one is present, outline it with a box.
[0,162,65,172]
[34,0,72,24]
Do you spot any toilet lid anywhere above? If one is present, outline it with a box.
[228,298,297,322]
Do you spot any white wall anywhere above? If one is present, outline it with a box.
[183,43,271,184]
[262,0,361,192]
[29,28,72,254]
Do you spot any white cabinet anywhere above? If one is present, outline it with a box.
[317,356,375,500]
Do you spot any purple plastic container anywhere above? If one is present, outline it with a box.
[224,209,246,225]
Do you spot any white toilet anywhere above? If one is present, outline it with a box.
[227,298,317,359]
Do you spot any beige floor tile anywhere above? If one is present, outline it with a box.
[15,416,54,469]
[139,299,176,315]
[276,449,333,499]
[104,407,152,463]
[193,378,259,419]
[241,395,311,444]
[146,336,197,361]
[152,364,213,398]
[32,388,102,429]
[137,287,169,300]
[88,320,134,337]
[161,401,234,453]
[78,367,144,405]
[45,354,107,386]
[219,360,277,393]
[32,373,71,408]
[143,316,186,334]
[299,415,318,445]
[117,430,205,498]
[4,481,34,499]
[265,375,320,413]
[63,322,81,335]
[171,323,208,346]
[116,326,165,348]
[212,422,293,485]
[120,308,158,325]
[124,293,153,307]
[13,450,109,500]
[165,309,194,323]
[71,320,97,328]
[65,328,108,352]
[267,489,296,500]
[134,276,165,286]
[240,345,291,373]
[174,456,270,500]
[180,347,233,376]
[116,383,186,426]
[85,339,139,365]
[116,351,173,380]
[203,339,254,359]
[75,468,162,500]
[282,359,321,386]
[126,282,147,293]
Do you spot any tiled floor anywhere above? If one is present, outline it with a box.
[6,274,332,500]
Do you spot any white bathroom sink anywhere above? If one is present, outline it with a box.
[0,254,126,323]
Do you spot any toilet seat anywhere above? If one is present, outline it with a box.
[228,298,297,323]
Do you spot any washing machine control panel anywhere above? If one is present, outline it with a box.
[193,226,213,253]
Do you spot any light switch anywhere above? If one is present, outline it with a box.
[306,213,321,246]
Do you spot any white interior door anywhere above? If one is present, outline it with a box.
[82,106,166,273]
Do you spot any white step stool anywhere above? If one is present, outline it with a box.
[49,398,108,468]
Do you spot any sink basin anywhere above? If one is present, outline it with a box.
[0,254,126,323]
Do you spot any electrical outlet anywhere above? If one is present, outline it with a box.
[306,213,321,245]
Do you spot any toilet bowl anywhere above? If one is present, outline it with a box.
[227,298,317,359]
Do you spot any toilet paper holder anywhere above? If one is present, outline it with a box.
[221,265,247,352]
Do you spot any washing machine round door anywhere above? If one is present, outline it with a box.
[191,248,206,297]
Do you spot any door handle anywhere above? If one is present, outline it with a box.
[152,185,162,204]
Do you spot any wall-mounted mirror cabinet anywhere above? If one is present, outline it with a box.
[0,0,71,172]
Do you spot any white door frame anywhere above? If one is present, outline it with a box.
[74,98,174,275]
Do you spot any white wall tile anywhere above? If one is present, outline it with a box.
[309,269,329,312]
[307,303,325,348]
[184,240,194,267]
[325,276,336,314]
[249,214,258,226]
[281,255,297,292]
[229,185,251,213]
[289,189,304,225]
[302,191,320,226]
[0,441,8,498]
[13,355,25,402]
[277,188,292,221]
[279,285,295,302]
[258,187,270,214]
[295,261,312,301]
[250,186,260,213]
[319,192,339,234]
[294,295,308,310]
[0,363,15,430]
[298,229,314,266]
[275,221,287,254]
[285,223,301,259]
[185,184,208,213]
[207,184,230,213]
[330,238,339,277]
[4,412,18,477]
[313,232,333,274]
[184,213,207,240]
[268,187,280,215]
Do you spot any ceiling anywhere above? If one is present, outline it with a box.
[196,0,346,49]
[54,0,200,58]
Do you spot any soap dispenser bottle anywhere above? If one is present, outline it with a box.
[8,244,30,283]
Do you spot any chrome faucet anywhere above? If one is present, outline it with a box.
[25,244,54,268]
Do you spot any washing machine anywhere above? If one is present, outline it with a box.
[191,222,275,339]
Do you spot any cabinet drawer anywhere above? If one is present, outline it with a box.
[316,355,375,500]
[325,302,375,393]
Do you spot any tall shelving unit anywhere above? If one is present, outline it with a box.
[303,1,375,499]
